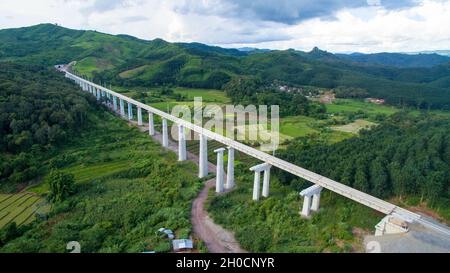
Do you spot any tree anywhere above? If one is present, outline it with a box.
[425,171,446,205]
[0,222,19,246]
[370,157,390,198]
[354,158,370,193]
[46,169,76,203]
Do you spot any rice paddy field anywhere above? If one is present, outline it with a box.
[0,193,48,228]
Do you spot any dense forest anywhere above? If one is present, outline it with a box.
[0,62,96,191]
[1,24,450,109]
[277,113,450,207]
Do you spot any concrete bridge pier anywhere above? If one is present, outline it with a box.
[299,185,323,218]
[128,102,133,120]
[199,134,208,178]
[250,163,271,201]
[226,147,235,189]
[137,107,143,126]
[214,148,226,193]
[120,99,125,117]
[262,165,272,198]
[162,118,169,148]
[96,89,101,101]
[252,170,261,201]
[148,112,155,136]
[178,124,187,161]
[113,96,118,112]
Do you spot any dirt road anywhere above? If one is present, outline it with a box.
[130,118,245,253]
[191,178,246,253]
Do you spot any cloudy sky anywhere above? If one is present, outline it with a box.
[1,0,450,53]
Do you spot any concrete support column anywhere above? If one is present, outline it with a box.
[96,89,101,100]
[137,107,143,126]
[262,166,271,198]
[226,147,235,189]
[128,102,133,120]
[250,163,271,201]
[178,125,187,161]
[162,118,168,148]
[120,99,125,117]
[300,185,323,218]
[252,171,261,201]
[198,135,208,178]
[311,192,322,212]
[113,96,118,112]
[148,112,155,136]
[301,195,312,218]
[214,148,226,193]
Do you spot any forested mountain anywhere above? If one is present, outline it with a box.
[0,62,96,190]
[1,24,450,109]
[277,113,450,207]
[336,52,450,68]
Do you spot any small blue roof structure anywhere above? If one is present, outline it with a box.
[157,228,174,239]
[172,239,193,252]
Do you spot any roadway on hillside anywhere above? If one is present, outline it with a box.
[126,113,246,253]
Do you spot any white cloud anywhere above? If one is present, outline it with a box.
[0,0,449,53]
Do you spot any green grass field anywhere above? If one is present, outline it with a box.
[279,115,354,144]
[173,87,230,103]
[326,99,399,117]
[280,116,319,138]
[0,193,47,228]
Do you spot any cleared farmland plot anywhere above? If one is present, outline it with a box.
[0,192,46,228]
[332,119,378,134]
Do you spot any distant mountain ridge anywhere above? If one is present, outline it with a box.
[1,23,450,109]
[336,52,450,68]
[408,50,450,57]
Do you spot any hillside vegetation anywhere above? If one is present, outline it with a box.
[277,113,450,220]
[1,24,450,109]
[0,62,96,191]
[336,52,450,68]
[0,64,202,252]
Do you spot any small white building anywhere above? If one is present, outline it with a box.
[172,239,193,252]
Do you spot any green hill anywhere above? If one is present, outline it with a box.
[336,52,450,68]
[1,24,450,109]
